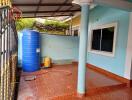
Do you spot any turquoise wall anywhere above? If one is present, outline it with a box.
[20,6,129,77]
[40,34,79,61]
[87,6,130,77]
[18,32,22,68]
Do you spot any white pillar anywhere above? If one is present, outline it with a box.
[77,4,90,95]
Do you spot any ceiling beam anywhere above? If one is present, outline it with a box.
[52,0,69,16]
[22,15,72,18]
[21,10,80,13]
[12,3,73,6]
[60,6,74,17]
[35,0,42,17]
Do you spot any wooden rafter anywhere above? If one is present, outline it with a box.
[21,10,81,14]
[12,3,73,6]
[22,14,72,18]
[35,0,42,17]
[52,0,69,16]
[61,6,75,17]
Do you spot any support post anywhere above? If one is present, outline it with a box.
[77,4,90,95]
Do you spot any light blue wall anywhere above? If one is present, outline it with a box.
[18,6,130,77]
[18,32,22,68]
[40,34,79,61]
[87,6,130,77]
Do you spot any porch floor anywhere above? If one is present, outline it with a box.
[17,64,132,100]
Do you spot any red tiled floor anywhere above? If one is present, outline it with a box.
[52,87,132,100]
[17,64,132,100]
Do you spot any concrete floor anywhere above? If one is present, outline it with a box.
[17,64,132,100]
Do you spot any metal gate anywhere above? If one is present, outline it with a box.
[0,6,18,100]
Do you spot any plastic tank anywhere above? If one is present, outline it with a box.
[22,29,40,72]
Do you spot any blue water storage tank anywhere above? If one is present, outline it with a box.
[22,29,40,72]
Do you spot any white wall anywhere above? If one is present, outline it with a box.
[125,12,132,80]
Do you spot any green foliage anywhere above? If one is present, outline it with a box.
[44,20,69,30]
[16,18,35,31]
[16,18,69,35]
[35,20,69,35]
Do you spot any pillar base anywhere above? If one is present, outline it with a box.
[77,93,86,98]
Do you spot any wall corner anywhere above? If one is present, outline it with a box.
[124,12,132,80]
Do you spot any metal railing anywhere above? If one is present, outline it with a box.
[0,6,18,100]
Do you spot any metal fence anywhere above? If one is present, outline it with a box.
[0,6,18,100]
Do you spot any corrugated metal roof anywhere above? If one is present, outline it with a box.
[12,0,81,18]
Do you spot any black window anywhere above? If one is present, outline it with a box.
[72,26,80,36]
[91,26,115,53]
[92,29,101,50]
[73,29,78,36]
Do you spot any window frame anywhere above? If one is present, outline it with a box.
[89,22,118,57]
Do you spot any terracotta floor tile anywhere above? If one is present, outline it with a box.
[17,64,132,100]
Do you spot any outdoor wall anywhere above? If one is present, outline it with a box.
[40,34,79,61]
[125,12,132,79]
[18,32,22,68]
[66,15,81,26]
[87,6,130,77]
[18,6,130,78]
[17,6,130,78]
